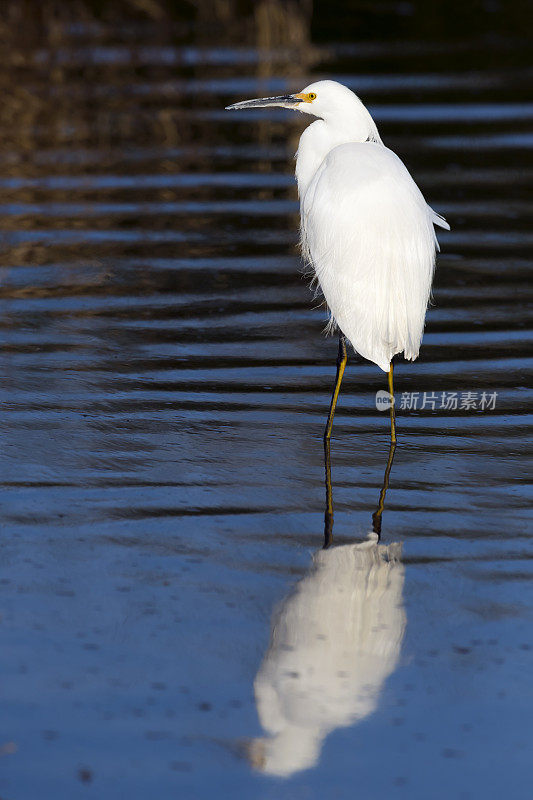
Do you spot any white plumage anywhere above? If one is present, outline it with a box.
[227,79,449,373]
[300,138,447,370]
[247,534,406,777]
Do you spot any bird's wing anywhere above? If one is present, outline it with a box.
[430,207,450,230]
[300,142,445,370]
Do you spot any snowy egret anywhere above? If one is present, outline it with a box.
[247,533,405,776]
[226,80,449,443]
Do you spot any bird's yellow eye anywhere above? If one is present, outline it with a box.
[294,91,317,103]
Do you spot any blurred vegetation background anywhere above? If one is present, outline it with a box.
[1,0,530,46]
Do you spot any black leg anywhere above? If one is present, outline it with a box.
[322,335,347,547]
[388,361,396,444]
[323,436,333,548]
[324,335,348,442]
[371,441,397,539]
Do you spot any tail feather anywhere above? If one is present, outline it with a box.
[430,207,450,230]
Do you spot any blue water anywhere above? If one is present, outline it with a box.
[0,7,531,799]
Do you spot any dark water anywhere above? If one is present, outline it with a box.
[0,7,532,799]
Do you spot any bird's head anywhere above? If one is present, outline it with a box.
[222,81,326,117]
[225,80,381,142]
[226,80,360,121]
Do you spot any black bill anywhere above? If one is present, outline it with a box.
[225,94,301,111]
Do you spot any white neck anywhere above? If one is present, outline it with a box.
[295,109,382,200]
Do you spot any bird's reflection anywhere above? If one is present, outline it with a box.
[247,441,405,777]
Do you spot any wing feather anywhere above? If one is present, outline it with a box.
[300,142,448,371]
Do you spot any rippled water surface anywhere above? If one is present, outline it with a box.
[0,9,532,799]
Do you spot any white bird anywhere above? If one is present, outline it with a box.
[247,534,406,777]
[226,80,450,442]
